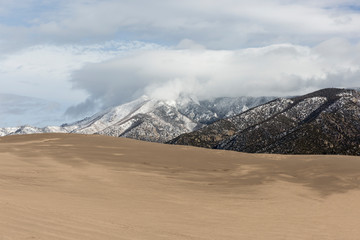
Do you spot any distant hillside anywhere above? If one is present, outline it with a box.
[169,88,360,155]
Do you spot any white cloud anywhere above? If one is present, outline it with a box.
[1,1,360,124]
[1,0,360,50]
[0,93,65,127]
[68,38,360,116]
[51,1,360,48]
[0,41,163,125]
[0,41,163,104]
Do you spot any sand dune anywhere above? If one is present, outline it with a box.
[1,133,360,239]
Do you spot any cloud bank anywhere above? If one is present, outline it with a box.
[0,41,162,104]
[0,93,64,127]
[1,1,360,124]
[67,38,360,116]
[0,40,163,123]
[1,0,360,51]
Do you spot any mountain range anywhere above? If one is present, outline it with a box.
[0,95,274,142]
[170,88,360,155]
[2,88,360,155]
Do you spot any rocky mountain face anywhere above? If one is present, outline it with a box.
[170,88,360,155]
[0,95,274,142]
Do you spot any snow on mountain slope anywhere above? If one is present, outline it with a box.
[0,95,274,142]
[170,88,360,155]
[200,96,275,119]
[99,101,199,142]
[67,96,152,134]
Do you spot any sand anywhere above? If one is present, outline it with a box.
[0,133,360,239]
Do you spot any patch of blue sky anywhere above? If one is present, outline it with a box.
[338,4,360,12]
[348,5,360,11]
[0,1,62,27]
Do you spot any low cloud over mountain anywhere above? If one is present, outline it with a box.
[68,39,360,116]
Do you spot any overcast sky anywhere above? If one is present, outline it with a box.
[1,0,360,126]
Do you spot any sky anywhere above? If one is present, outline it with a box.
[0,0,360,127]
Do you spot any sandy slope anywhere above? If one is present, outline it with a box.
[0,134,360,239]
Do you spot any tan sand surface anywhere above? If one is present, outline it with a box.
[1,133,360,239]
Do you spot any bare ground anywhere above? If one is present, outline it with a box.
[0,133,360,239]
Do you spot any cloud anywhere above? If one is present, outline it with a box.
[1,0,360,50]
[64,98,100,119]
[0,40,162,104]
[40,1,360,48]
[67,38,360,116]
[1,1,360,123]
[0,40,163,124]
[0,93,65,127]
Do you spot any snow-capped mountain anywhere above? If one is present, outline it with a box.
[0,95,274,142]
[170,88,360,155]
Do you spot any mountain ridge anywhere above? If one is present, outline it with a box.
[0,95,274,142]
[170,88,360,155]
